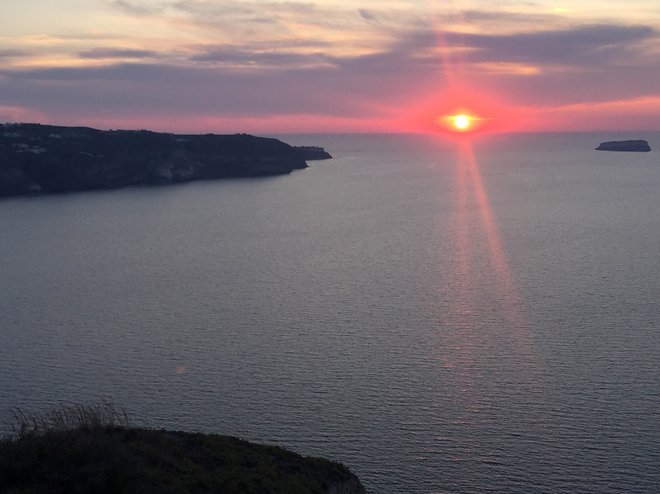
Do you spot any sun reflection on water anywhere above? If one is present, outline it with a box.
[438,139,540,401]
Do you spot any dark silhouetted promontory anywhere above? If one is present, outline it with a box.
[596,140,651,152]
[294,146,333,160]
[0,123,311,197]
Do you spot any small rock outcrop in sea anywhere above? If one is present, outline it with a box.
[595,140,651,152]
[294,145,333,160]
[0,123,311,197]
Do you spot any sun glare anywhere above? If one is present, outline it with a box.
[410,88,513,134]
[453,114,471,130]
[440,113,480,133]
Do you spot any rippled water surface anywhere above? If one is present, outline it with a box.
[1,133,659,493]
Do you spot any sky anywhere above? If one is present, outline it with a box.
[1,0,660,133]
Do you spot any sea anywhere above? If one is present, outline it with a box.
[1,132,659,493]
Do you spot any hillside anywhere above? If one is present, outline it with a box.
[0,123,312,197]
[0,426,365,494]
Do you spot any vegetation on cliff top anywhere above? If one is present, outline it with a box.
[0,403,365,494]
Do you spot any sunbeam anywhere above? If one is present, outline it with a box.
[440,139,540,392]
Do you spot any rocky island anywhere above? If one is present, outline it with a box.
[0,123,330,198]
[595,140,651,152]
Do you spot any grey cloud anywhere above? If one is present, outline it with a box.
[110,0,164,16]
[106,3,656,71]
[173,0,317,17]
[2,19,660,125]
[458,9,558,23]
[171,0,367,36]
[358,9,376,21]
[454,24,659,65]
[328,22,660,106]
[0,64,204,83]
[79,48,161,59]
[0,63,378,117]
[172,0,267,20]
[351,22,659,70]
[191,50,330,67]
[0,50,27,58]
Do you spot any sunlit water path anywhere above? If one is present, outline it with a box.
[1,133,659,493]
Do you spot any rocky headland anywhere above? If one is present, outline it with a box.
[0,123,330,198]
[294,146,333,160]
[595,139,652,152]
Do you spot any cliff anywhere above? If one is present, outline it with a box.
[595,140,651,152]
[0,426,366,494]
[0,123,309,197]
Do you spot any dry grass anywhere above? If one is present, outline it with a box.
[8,401,129,438]
[0,407,366,494]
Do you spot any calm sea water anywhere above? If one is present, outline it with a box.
[1,132,659,493]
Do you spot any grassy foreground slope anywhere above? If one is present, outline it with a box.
[0,406,365,494]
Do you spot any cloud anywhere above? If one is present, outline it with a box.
[79,48,161,59]
[109,0,165,16]
[189,48,332,68]
[172,0,285,27]
[3,19,660,119]
[352,18,658,66]
[0,50,27,59]
[454,24,659,66]
[173,0,319,18]
[457,9,561,25]
[166,0,382,45]
[0,104,46,123]
[0,63,374,117]
[358,9,376,21]
[526,95,660,131]
[2,3,660,132]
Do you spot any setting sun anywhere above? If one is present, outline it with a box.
[453,114,471,130]
[438,112,483,133]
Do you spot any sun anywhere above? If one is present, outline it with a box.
[443,113,477,132]
[453,114,471,130]
[432,111,492,134]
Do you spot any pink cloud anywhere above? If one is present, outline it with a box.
[0,104,46,123]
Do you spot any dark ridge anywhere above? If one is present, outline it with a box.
[0,123,310,197]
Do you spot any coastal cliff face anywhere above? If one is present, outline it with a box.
[0,123,308,197]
